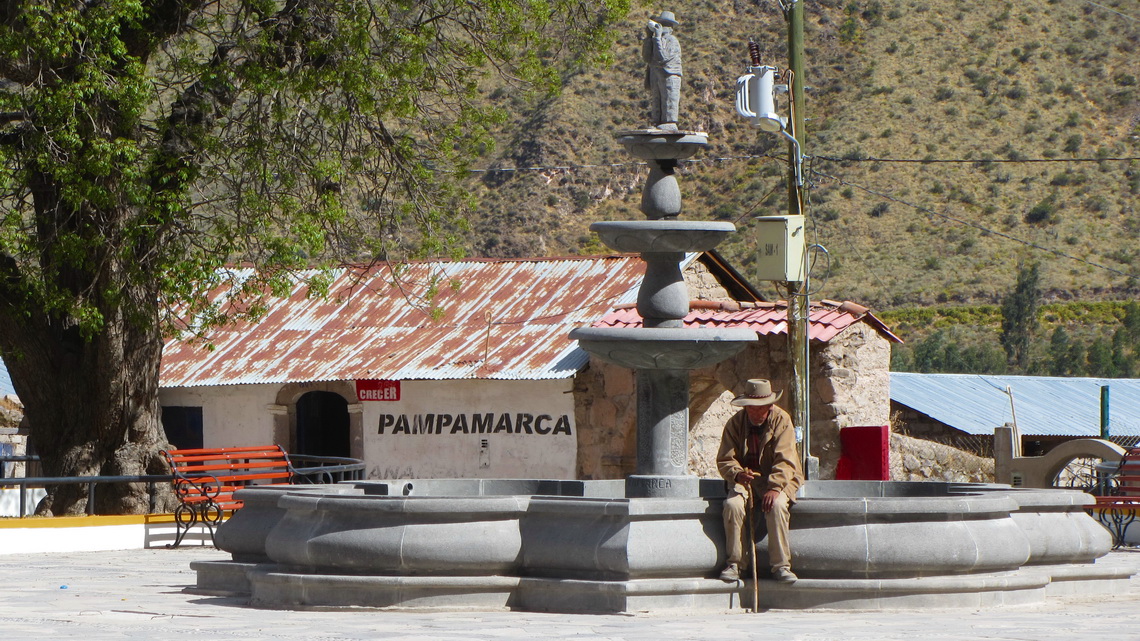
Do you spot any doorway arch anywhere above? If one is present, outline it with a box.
[295,390,351,458]
[270,382,363,460]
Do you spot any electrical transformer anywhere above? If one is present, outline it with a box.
[754,215,806,282]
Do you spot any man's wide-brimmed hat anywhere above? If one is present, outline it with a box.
[731,379,782,406]
[652,10,679,26]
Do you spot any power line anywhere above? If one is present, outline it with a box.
[467,153,784,174]
[1078,0,1139,22]
[466,153,1138,175]
[808,167,1130,278]
[815,155,1140,164]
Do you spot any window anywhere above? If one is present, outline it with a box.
[162,406,203,450]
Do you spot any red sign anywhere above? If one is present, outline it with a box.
[356,380,401,402]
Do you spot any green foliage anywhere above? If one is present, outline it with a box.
[1025,194,1059,224]
[891,327,1007,374]
[1000,262,1041,368]
[889,300,1140,377]
[0,0,628,339]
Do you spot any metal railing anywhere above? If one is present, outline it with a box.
[0,453,366,518]
[290,454,367,484]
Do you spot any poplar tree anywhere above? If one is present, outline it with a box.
[999,262,1041,370]
[0,0,627,515]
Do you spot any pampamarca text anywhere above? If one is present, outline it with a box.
[378,413,572,435]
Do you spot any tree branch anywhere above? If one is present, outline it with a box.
[124,0,208,60]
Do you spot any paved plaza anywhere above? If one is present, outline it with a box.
[0,547,1137,641]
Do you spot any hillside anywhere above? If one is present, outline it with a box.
[459,0,1139,314]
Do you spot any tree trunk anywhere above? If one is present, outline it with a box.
[0,285,174,516]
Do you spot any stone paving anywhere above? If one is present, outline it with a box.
[0,547,1138,640]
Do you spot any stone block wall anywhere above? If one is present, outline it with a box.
[574,360,637,479]
[0,396,29,477]
[0,395,22,429]
[812,322,893,478]
[890,432,994,483]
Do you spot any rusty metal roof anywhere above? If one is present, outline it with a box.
[593,299,903,343]
[160,256,647,387]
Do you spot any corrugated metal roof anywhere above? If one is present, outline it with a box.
[891,372,1140,437]
[593,299,903,343]
[0,360,13,397]
[161,256,646,387]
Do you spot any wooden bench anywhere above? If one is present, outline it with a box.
[161,445,297,548]
[1091,447,1140,549]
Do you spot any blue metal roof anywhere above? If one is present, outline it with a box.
[0,359,13,397]
[891,372,1140,437]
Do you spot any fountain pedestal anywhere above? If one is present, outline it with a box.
[569,128,757,498]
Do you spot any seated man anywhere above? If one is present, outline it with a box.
[716,379,804,583]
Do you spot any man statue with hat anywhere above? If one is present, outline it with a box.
[642,10,682,130]
[716,379,804,583]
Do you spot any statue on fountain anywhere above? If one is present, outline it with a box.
[642,10,682,131]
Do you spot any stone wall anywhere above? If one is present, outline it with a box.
[0,396,28,477]
[812,322,893,478]
[890,432,994,483]
[683,258,734,301]
[574,359,637,479]
[0,394,23,428]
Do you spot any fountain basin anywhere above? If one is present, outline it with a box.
[569,326,757,370]
[193,480,1129,613]
[589,221,736,254]
[615,129,708,160]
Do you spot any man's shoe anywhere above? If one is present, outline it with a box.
[718,563,741,582]
[773,567,798,583]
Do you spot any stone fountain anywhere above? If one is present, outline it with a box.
[569,127,757,499]
[189,16,1136,613]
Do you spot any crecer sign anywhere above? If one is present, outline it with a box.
[356,379,400,402]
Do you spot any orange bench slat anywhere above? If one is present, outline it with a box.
[173,460,290,473]
[165,445,287,456]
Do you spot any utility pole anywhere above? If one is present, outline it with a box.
[784,0,814,479]
[734,1,813,478]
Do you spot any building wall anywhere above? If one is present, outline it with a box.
[362,378,576,480]
[159,384,278,446]
[160,378,577,480]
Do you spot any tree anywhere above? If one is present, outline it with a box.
[900,327,1006,374]
[0,0,626,515]
[1048,326,1071,376]
[1123,300,1140,339]
[1111,327,1135,378]
[1087,337,1114,377]
[999,262,1041,370]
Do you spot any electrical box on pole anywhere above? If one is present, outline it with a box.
[754,215,805,282]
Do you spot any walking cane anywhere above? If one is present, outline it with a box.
[746,485,760,613]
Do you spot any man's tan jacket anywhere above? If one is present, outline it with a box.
[716,405,804,501]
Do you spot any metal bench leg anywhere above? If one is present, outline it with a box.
[1097,509,1137,549]
[168,503,199,549]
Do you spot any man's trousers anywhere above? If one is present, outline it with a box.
[722,485,793,571]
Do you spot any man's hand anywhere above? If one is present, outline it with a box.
[734,469,755,485]
[761,489,780,513]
